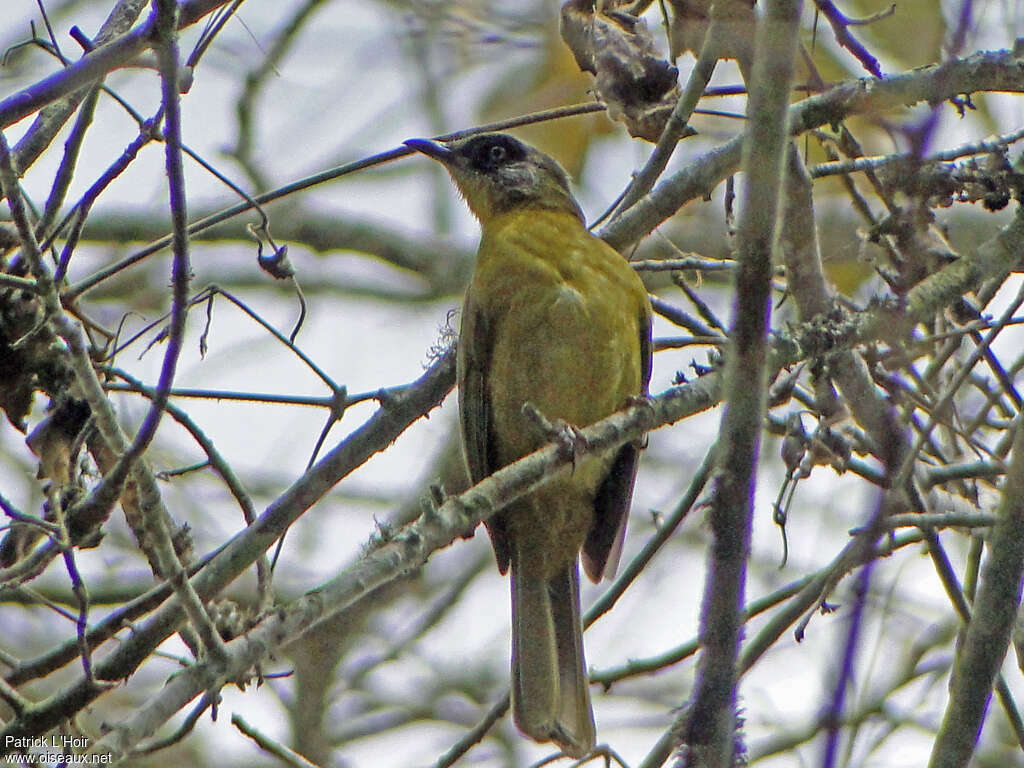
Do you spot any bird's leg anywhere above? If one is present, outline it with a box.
[622,393,655,414]
[621,393,654,449]
[521,402,590,472]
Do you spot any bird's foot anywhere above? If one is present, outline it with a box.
[623,393,654,448]
[624,393,653,411]
[553,421,589,472]
[521,403,589,470]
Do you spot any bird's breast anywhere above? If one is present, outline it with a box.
[472,213,645,464]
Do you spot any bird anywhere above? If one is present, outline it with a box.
[404,132,652,757]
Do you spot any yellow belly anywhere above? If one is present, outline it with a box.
[469,210,647,577]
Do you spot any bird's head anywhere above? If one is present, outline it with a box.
[403,133,584,224]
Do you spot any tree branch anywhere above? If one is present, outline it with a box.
[601,47,1024,251]
[684,2,802,764]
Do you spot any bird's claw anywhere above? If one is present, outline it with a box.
[553,421,589,471]
[521,402,589,470]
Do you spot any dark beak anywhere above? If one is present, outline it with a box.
[403,138,454,163]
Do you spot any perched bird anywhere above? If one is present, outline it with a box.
[405,133,652,757]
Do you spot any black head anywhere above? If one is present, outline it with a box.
[403,133,583,222]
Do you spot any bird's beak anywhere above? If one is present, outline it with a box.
[403,138,454,164]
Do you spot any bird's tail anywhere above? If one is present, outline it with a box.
[510,555,596,758]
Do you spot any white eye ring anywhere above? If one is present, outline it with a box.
[489,144,506,164]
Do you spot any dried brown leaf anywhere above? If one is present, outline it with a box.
[667,0,756,70]
[561,0,681,141]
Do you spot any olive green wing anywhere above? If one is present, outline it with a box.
[458,290,512,573]
[582,301,653,582]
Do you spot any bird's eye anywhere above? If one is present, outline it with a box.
[488,144,507,164]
